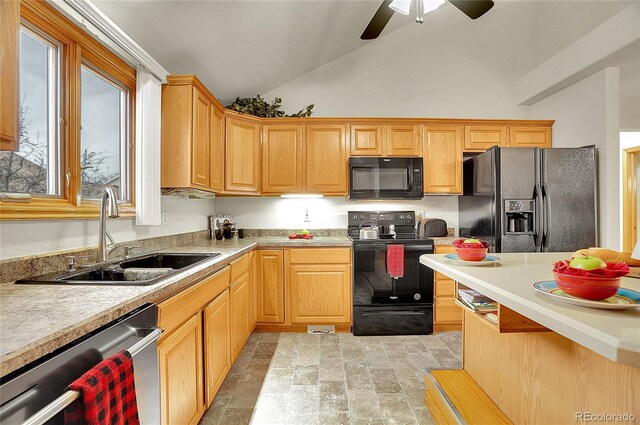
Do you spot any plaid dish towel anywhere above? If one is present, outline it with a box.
[386,244,405,278]
[64,350,140,425]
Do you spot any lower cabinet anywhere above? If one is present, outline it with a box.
[203,290,230,407]
[433,245,462,332]
[230,272,250,360]
[256,250,285,323]
[158,313,204,425]
[249,251,258,328]
[289,263,351,323]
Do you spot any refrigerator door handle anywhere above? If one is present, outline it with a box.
[541,183,549,250]
[534,183,543,252]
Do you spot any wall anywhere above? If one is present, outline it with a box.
[530,68,621,249]
[0,196,214,260]
[214,196,458,232]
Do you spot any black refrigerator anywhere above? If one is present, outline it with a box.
[459,146,598,253]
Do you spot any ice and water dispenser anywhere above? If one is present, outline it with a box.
[504,200,534,234]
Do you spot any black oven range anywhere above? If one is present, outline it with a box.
[349,211,434,336]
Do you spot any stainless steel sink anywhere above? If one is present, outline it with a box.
[15,252,221,286]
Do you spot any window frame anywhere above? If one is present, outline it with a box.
[0,0,136,220]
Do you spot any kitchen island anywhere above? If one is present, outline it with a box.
[420,252,640,424]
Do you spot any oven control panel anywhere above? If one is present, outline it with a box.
[348,211,416,226]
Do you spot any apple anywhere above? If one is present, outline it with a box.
[569,255,606,271]
[301,229,310,235]
[464,238,481,244]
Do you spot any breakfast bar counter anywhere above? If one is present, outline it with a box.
[421,252,640,424]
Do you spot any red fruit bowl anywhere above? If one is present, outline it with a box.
[456,246,488,261]
[553,272,621,300]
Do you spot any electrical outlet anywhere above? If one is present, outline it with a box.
[162,211,168,225]
[304,208,310,222]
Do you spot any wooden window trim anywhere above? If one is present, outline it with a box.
[0,0,136,220]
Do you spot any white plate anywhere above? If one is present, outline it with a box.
[444,253,500,266]
[532,281,640,310]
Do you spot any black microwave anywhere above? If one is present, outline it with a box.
[349,157,424,200]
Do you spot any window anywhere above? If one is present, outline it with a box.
[81,65,130,201]
[0,1,136,220]
[0,26,60,196]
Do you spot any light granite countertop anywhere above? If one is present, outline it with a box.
[0,237,351,377]
[421,252,640,367]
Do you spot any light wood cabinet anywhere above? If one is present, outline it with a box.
[433,245,462,332]
[256,249,285,323]
[350,124,384,156]
[288,248,352,325]
[289,263,351,324]
[209,106,225,192]
[385,124,422,156]
[423,125,463,194]
[249,251,258,329]
[192,89,211,187]
[158,313,204,425]
[161,75,225,193]
[262,124,303,193]
[225,116,261,193]
[0,0,19,151]
[305,124,348,194]
[230,271,250,361]
[464,125,507,152]
[508,126,552,147]
[203,290,230,407]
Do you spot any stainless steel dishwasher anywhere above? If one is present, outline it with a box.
[0,304,162,424]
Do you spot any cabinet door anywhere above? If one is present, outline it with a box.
[209,105,225,192]
[204,290,230,407]
[249,251,258,329]
[257,250,285,323]
[305,124,348,194]
[262,124,303,193]
[230,272,250,360]
[423,125,463,194]
[385,124,422,156]
[350,124,384,156]
[0,0,19,150]
[158,313,204,425]
[192,88,210,187]
[225,117,261,192]
[464,125,507,152]
[289,264,352,324]
[509,126,552,147]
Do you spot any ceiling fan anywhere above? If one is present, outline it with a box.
[361,0,495,40]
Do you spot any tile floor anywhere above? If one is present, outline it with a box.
[199,331,462,425]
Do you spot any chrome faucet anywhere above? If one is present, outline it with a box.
[97,186,120,262]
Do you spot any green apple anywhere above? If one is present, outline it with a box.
[464,238,481,244]
[569,255,606,271]
[301,229,310,235]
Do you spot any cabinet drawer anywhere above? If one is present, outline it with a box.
[435,279,455,297]
[434,298,463,324]
[230,254,249,281]
[159,267,230,334]
[289,248,351,264]
[434,271,454,281]
[434,245,456,254]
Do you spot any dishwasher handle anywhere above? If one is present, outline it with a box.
[20,328,163,425]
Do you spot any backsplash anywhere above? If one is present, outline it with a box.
[243,229,347,237]
[0,230,208,284]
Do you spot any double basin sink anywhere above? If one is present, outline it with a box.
[16,252,220,286]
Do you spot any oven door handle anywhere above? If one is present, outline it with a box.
[361,311,428,316]
[354,245,433,252]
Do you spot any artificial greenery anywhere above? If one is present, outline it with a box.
[226,95,314,118]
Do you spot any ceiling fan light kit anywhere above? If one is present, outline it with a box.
[361,0,494,40]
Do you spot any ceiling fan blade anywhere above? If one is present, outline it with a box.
[361,0,395,40]
[448,0,494,19]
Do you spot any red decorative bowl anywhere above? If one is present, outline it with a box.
[553,272,621,300]
[456,246,488,261]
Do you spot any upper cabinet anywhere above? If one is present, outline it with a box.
[464,125,507,152]
[423,125,463,194]
[306,124,348,195]
[262,124,303,193]
[385,124,422,156]
[0,0,19,151]
[349,123,421,157]
[350,124,384,156]
[509,126,552,148]
[161,75,225,193]
[225,114,261,193]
